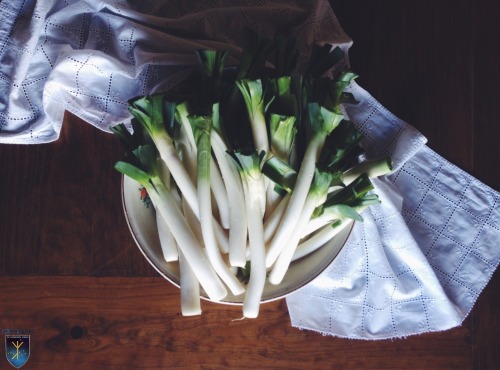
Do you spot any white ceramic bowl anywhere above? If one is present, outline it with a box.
[122,176,353,304]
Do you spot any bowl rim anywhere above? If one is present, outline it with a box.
[121,175,354,305]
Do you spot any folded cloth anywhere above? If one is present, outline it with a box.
[287,82,500,339]
[1,0,499,339]
[0,0,350,143]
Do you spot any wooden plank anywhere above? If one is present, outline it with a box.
[333,0,475,172]
[470,0,500,368]
[0,112,156,277]
[0,276,472,370]
[470,0,500,190]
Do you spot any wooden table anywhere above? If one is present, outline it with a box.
[1,1,499,369]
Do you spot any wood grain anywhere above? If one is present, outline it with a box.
[0,276,473,370]
[469,1,500,369]
[0,1,499,369]
[335,1,476,171]
[0,112,156,277]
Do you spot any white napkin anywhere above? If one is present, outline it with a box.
[0,0,350,143]
[1,0,499,339]
[287,82,500,338]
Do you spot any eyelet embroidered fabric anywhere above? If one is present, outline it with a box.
[286,83,500,339]
[1,0,498,339]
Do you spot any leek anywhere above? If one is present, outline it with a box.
[189,115,245,296]
[229,150,267,318]
[266,102,343,268]
[268,169,333,284]
[112,32,392,318]
[115,145,227,301]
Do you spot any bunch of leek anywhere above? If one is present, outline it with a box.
[112,31,392,318]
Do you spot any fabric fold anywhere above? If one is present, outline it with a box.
[1,0,348,143]
[287,80,499,339]
[287,176,465,339]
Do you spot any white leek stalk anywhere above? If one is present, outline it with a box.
[230,151,267,318]
[268,169,332,285]
[179,248,202,316]
[115,146,228,301]
[190,115,245,296]
[211,130,248,268]
[266,104,343,267]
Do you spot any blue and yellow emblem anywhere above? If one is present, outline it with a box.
[5,335,30,368]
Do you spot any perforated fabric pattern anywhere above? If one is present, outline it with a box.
[286,83,500,339]
[0,0,348,143]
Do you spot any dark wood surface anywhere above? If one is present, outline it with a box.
[1,1,499,369]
